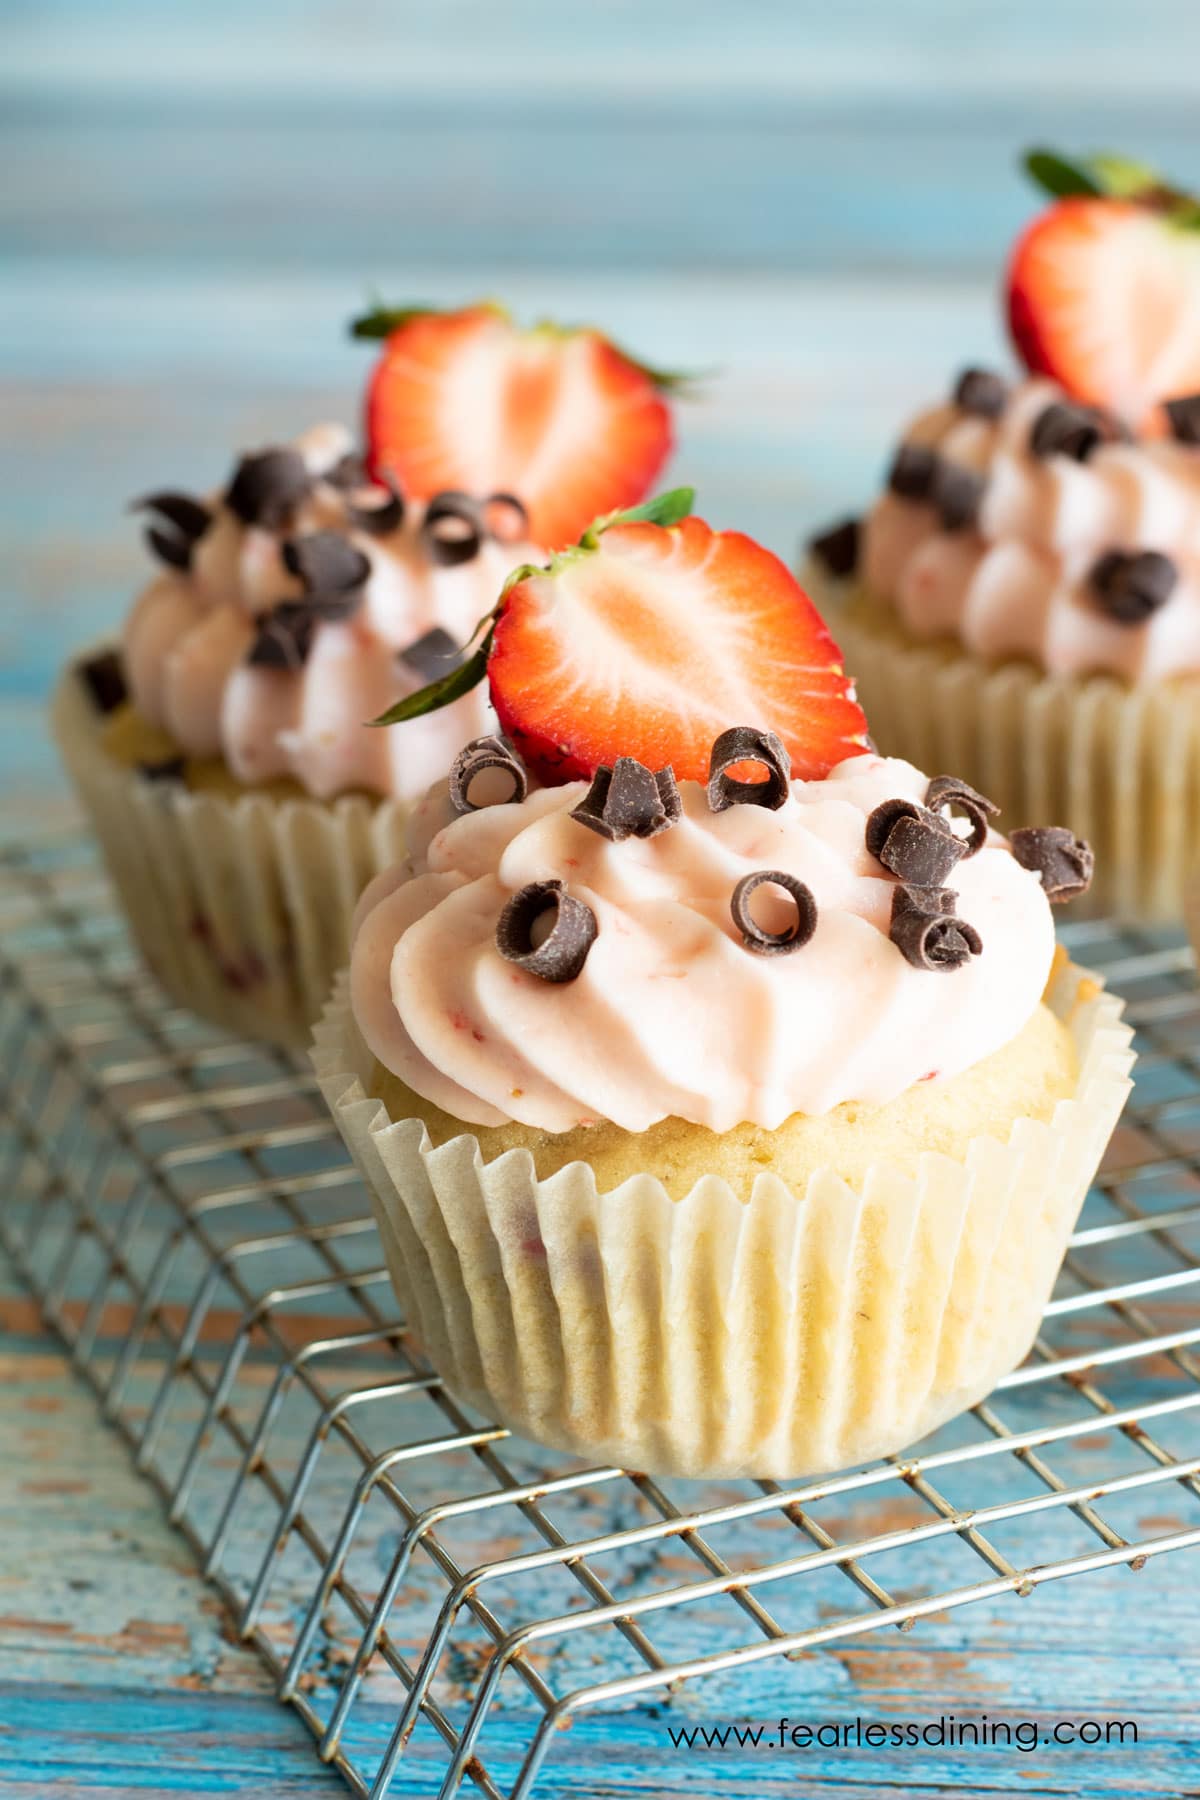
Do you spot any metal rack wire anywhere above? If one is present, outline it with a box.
[3,825,1200,1799]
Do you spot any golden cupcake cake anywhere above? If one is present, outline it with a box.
[810,149,1200,921]
[54,303,677,1045]
[313,499,1133,1478]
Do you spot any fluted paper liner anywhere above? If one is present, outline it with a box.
[312,956,1133,1479]
[53,661,410,1048]
[828,583,1200,924]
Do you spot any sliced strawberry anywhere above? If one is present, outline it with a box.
[1007,151,1200,431]
[361,302,675,548]
[487,512,868,785]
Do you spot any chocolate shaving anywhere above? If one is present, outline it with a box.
[496,879,597,983]
[924,774,999,856]
[1165,394,1200,446]
[1009,826,1095,903]
[482,492,530,544]
[399,627,464,683]
[421,492,483,567]
[322,452,369,490]
[1089,549,1178,624]
[225,447,312,529]
[809,516,860,578]
[246,601,316,671]
[888,444,938,501]
[707,726,791,812]
[283,530,371,596]
[78,648,128,714]
[871,804,966,887]
[448,734,528,813]
[889,884,982,972]
[144,524,193,571]
[133,489,212,570]
[138,754,187,785]
[730,869,818,956]
[346,477,405,536]
[1029,403,1107,463]
[953,368,1009,419]
[864,797,922,860]
[931,461,986,531]
[571,757,681,841]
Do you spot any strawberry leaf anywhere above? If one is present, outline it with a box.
[370,629,492,725]
[350,303,438,341]
[591,486,696,537]
[1086,152,1165,199]
[1023,148,1105,199]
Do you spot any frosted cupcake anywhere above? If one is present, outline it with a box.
[54,303,677,1045]
[810,149,1200,920]
[313,504,1132,1477]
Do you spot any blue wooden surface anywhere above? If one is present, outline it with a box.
[4,4,1200,1795]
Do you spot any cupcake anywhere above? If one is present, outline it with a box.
[54,303,677,1046]
[809,148,1200,921]
[313,503,1133,1478]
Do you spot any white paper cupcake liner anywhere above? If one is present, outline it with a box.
[828,583,1200,923]
[52,660,411,1048]
[312,955,1134,1479]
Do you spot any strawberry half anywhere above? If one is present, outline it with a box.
[1007,148,1200,431]
[488,502,868,786]
[356,301,677,548]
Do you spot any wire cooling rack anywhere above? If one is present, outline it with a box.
[3,827,1200,1799]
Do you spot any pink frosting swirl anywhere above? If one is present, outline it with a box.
[122,424,539,801]
[862,377,1200,682]
[350,754,1056,1132]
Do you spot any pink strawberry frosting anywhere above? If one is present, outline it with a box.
[349,753,1056,1132]
[121,425,539,801]
[862,377,1200,682]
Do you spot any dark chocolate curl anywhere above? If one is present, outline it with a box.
[132,491,213,542]
[246,602,316,671]
[399,627,464,682]
[924,775,999,856]
[1166,394,1200,445]
[1089,549,1178,624]
[323,452,369,490]
[448,734,528,813]
[496,879,597,983]
[864,797,923,861]
[1029,403,1105,463]
[707,726,791,812]
[144,524,193,571]
[283,530,371,595]
[482,492,530,544]
[888,444,938,501]
[421,492,484,566]
[1009,826,1095,903]
[730,869,818,956]
[809,517,860,578]
[953,368,1009,419]
[878,810,967,887]
[225,447,313,529]
[932,461,986,532]
[889,884,982,972]
[78,648,128,714]
[346,477,405,536]
[571,757,680,841]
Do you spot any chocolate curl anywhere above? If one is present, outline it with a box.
[924,775,1000,857]
[730,870,818,956]
[496,879,598,983]
[1009,827,1095,903]
[448,735,528,813]
[707,726,791,813]
[889,884,982,972]
[571,758,681,841]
